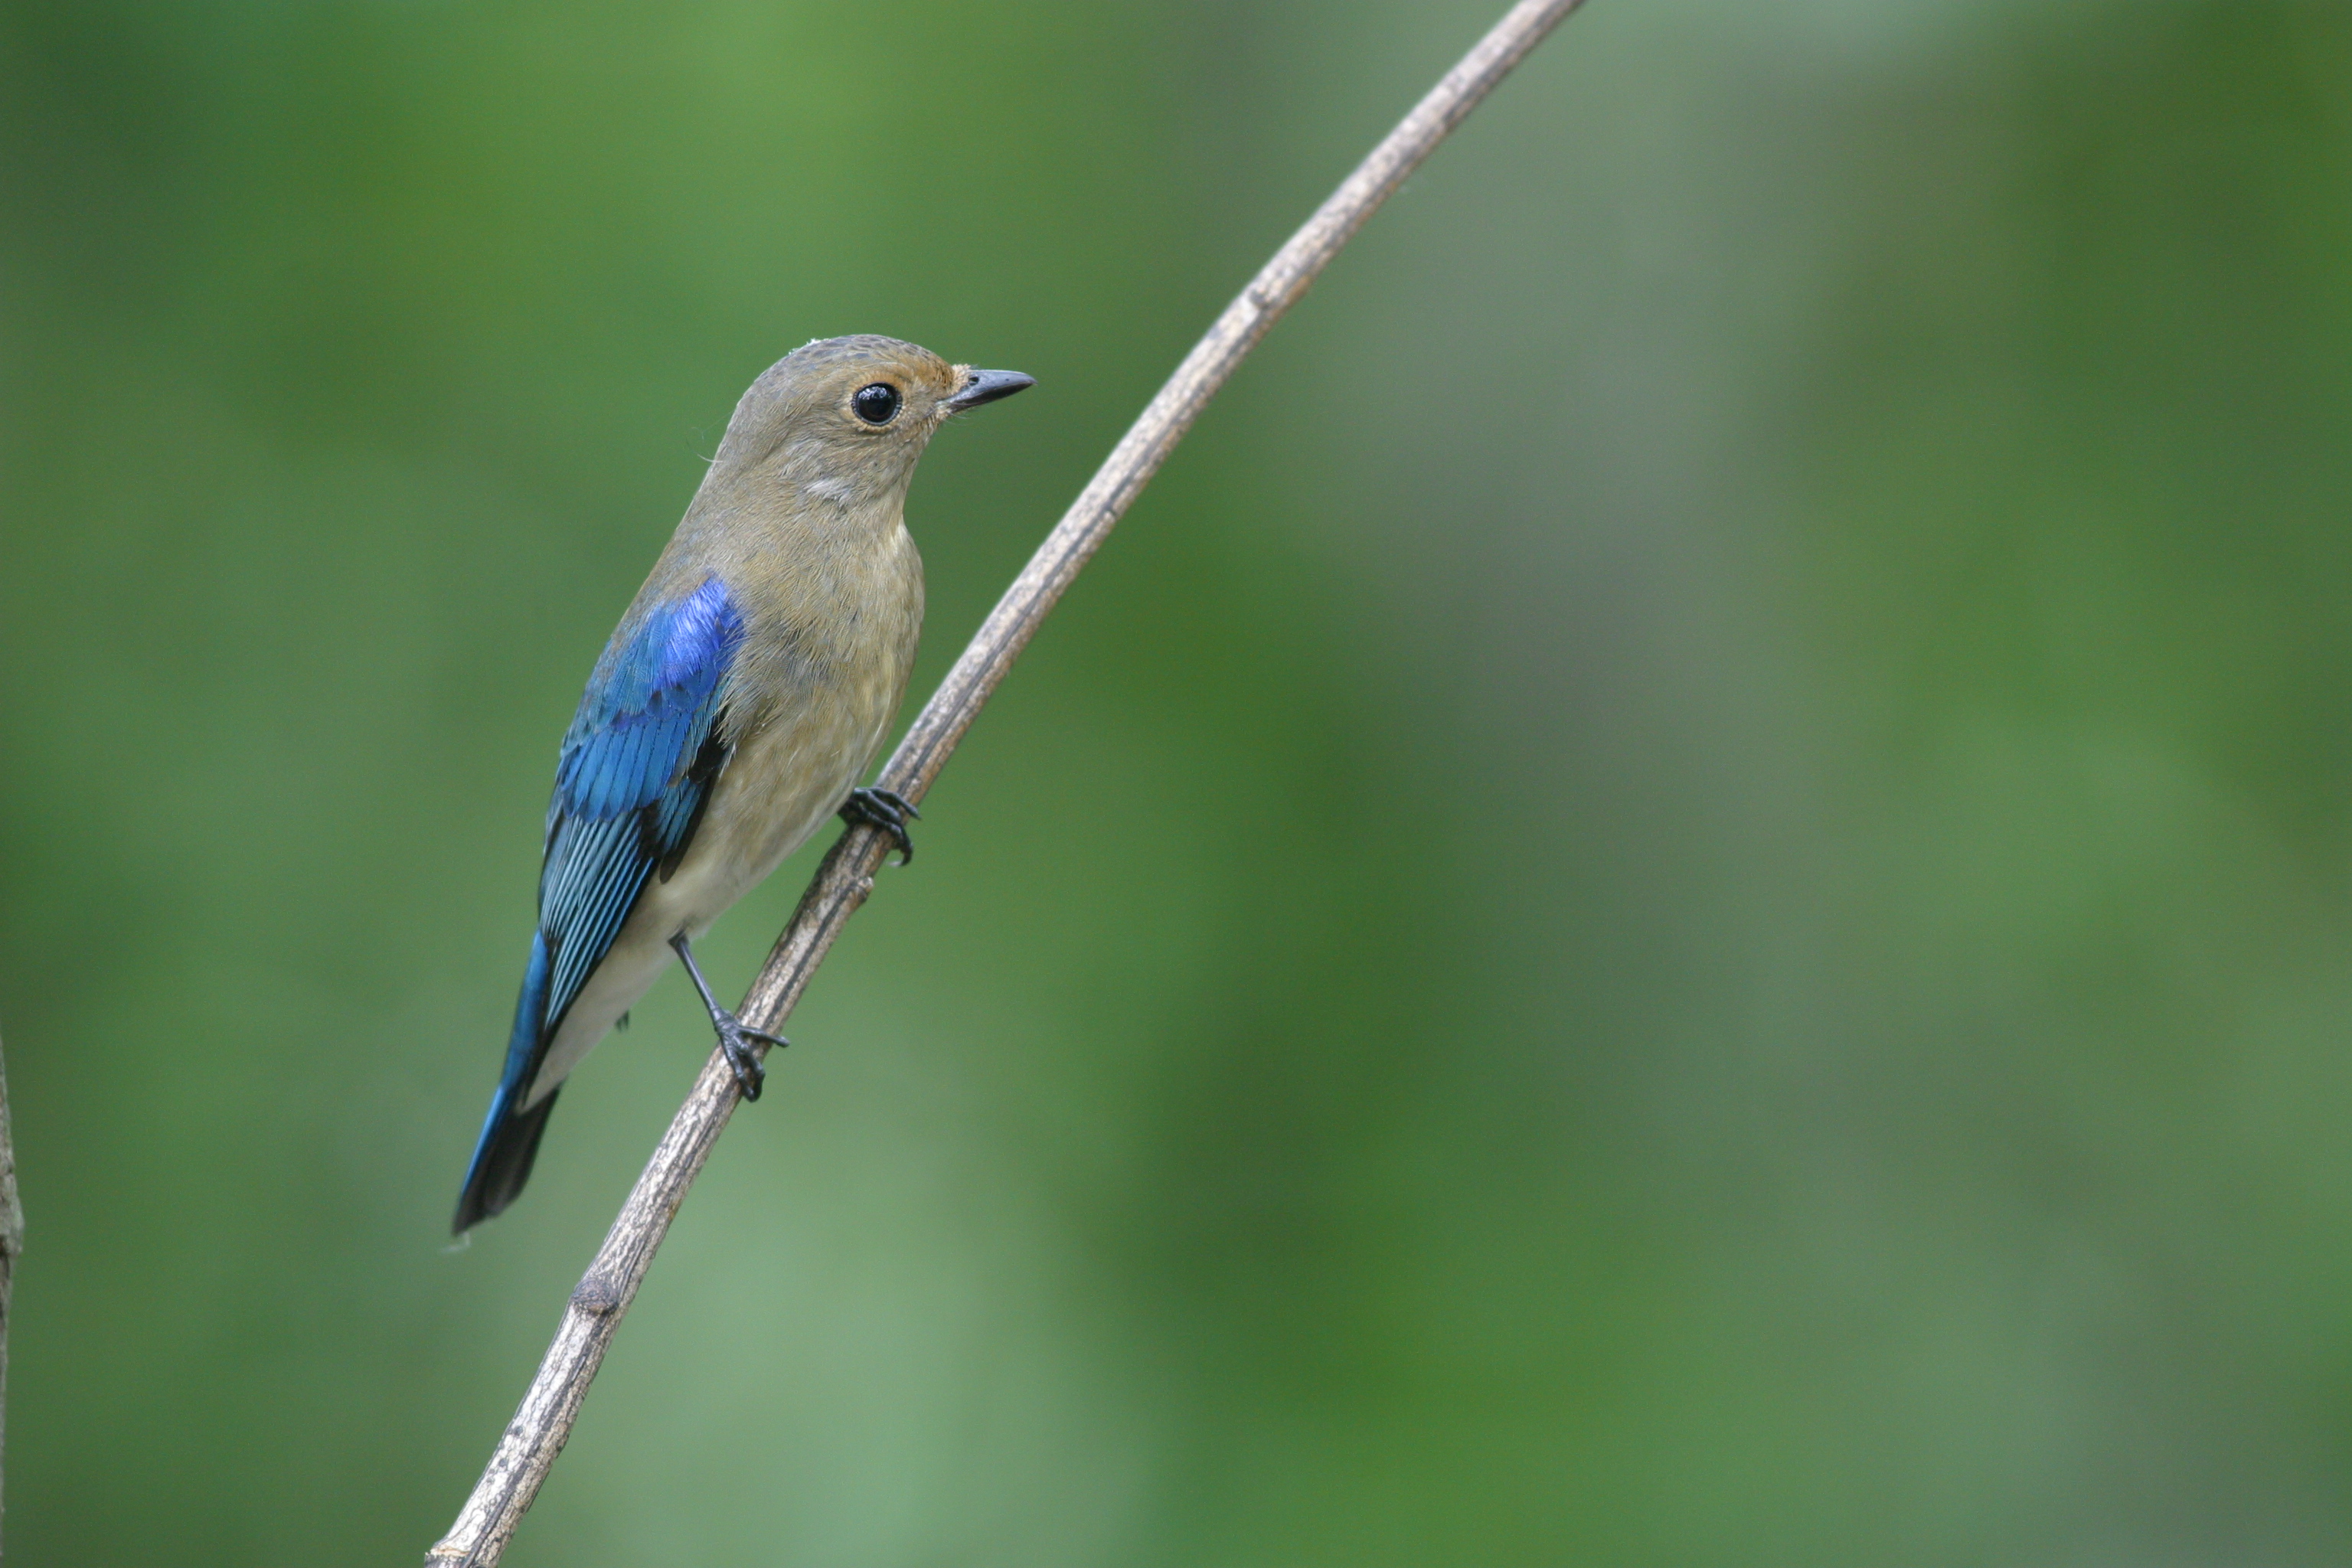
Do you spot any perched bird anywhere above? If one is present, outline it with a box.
[454,335,1032,1233]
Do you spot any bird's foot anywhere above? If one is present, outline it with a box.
[711,1011,785,1102]
[840,786,921,865]
[669,929,786,1101]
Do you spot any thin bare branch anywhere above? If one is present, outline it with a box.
[426,3,1588,1560]
[0,1031,23,1563]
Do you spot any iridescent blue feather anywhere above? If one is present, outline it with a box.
[455,577,743,1229]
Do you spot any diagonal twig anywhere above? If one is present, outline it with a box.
[426,2,1589,1560]
[0,1032,19,1565]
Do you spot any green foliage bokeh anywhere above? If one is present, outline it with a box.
[6,1,2352,1562]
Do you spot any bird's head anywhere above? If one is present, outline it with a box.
[712,335,1033,514]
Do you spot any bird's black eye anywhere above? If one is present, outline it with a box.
[852,383,901,425]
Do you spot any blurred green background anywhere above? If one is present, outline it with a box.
[5,0,2352,1561]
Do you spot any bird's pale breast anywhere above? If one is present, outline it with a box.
[521,520,923,1104]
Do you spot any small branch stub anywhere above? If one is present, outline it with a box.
[426,3,1589,1562]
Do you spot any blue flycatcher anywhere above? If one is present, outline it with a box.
[454,335,1031,1232]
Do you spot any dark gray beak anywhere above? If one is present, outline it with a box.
[945,368,1034,412]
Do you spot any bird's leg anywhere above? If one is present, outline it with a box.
[668,932,784,1101]
[839,786,921,865]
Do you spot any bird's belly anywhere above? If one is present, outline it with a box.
[521,681,893,1106]
[669,684,893,923]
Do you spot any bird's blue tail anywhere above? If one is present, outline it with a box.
[454,931,560,1233]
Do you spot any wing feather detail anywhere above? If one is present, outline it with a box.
[535,576,742,1044]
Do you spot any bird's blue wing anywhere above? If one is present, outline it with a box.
[537,573,744,1040]
[456,574,743,1230]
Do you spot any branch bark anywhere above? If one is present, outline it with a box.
[0,1031,23,1563]
[427,3,1588,1560]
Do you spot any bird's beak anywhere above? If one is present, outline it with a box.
[944,368,1035,412]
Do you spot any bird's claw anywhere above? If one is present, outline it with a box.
[840,786,921,865]
[713,1011,784,1101]
[668,929,784,1101]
